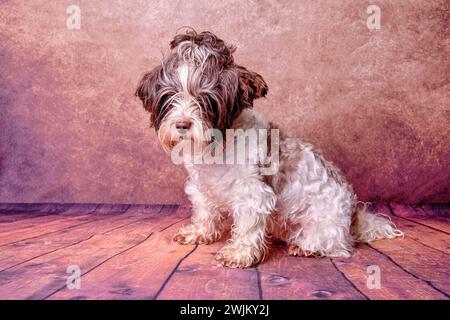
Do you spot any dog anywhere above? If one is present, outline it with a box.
[135,30,403,268]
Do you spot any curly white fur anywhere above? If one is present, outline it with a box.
[173,109,403,268]
[136,31,404,268]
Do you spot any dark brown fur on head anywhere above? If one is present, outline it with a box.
[135,29,268,133]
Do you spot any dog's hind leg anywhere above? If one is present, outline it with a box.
[287,201,354,258]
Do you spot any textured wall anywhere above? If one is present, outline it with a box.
[0,0,449,204]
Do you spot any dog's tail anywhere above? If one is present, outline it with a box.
[352,203,403,243]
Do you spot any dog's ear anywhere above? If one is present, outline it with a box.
[213,65,268,130]
[236,65,268,109]
[135,65,162,126]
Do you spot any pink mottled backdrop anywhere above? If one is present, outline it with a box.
[0,0,449,204]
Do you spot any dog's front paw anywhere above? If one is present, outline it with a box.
[173,224,219,245]
[288,244,351,258]
[288,244,324,258]
[215,243,263,268]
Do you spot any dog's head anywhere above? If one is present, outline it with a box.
[135,30,268,153]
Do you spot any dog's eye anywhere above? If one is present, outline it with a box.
[208,97,218,111]
[155,94,174,121]
[197,95,218,114]
[158,94,169,109]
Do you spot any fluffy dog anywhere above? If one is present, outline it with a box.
[135,30,403,268]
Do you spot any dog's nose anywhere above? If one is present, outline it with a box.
[175,119,192,131]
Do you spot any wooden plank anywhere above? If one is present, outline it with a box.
[0,205,182,300]
[333,244,448,299]
[2,202,447,300]
[0,205,163,271]
[383,207,450,254]
[156,229,260,300]
[0,216,95,246]
[390,203,450,234]
[47,206,191,300]
[258,245,367,300]
[0,203,87,224]
[0,203,99,233]
[0,204,134,246]
[0,204,98,231]
[368,206,450,296]
[0,203,133,226]
[368,239,450,296]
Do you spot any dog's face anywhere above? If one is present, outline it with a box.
[135,30,268,153]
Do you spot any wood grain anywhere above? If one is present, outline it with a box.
[333,244,448,299]
[387,212,449,254]
[48,206,191,300]
[0,206,162,271]
[258,246,367,300]
[390,203,450,234]
[0,203,84,231]
[370,205,450,296]
[0,205,180,299]
[0,203,448,300]
[156,228,260,300]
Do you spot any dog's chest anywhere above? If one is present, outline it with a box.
[186,163,246,206]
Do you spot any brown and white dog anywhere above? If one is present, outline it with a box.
[135,30,402,268]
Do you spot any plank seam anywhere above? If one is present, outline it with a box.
[42,231,155,300]
[101,208,164,235]
[255,266,263,300]
[404,236,450,256]
[42,215,188,300]
[152,245,198,300]
[388,203,450,235]
[0,203,103,246]
[367,244,450,298]
[0,219,101,248]
[0,215,161,273]
[329,258,370,300]
[158,216,189,233]
[0,204,136,248]
[387,204,450,256]
[0,235,96,273]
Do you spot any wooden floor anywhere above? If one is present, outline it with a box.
[0,203,448,300]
